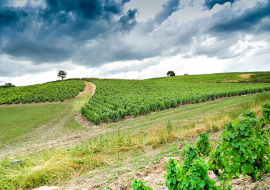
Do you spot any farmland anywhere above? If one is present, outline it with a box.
[82,72,270,125]
[0,72,270,190]
[0,80,85,105]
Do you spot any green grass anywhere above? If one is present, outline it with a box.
[0,91,90,147]
[1,92,270,189]
[0,104,70,144]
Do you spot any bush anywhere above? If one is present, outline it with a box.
[117,108,126,119]
[132,108,139,117]
[101,113,109,123]
[126,107,132,116]
[131,179,153,190]
[164,158,180,190]
[164,144,218,190]
[208,117,270,180]
[239,110,256,119]
[159,101,165,110]
[91,114,101,125]
[111,111,120,122]
[262,102,270,124]
[196,132,212,157]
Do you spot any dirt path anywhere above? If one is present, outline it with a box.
[89,82,96,96]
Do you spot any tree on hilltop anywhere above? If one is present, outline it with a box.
[167,71,175,77]
[58,70,67,80]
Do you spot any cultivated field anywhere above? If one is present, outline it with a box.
[0,72,270,190]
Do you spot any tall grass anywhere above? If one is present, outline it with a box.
[1,92,270,189]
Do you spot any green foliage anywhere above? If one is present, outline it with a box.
[57,70,67,80]
[262,102,270,124]
[111,111,120,122]
[164,144,219,190]
[209,117,270,180]
[182,144,198,171]
[164,158,180,190]
[0,80,85,105]
[178,158,219,190]
[82,73,270,124]
[131,179,153,190]
[0,83,15,88]
[167,71,175,77]
[249,72,270,83]
[239,110,256,119]
[196,132,213,157]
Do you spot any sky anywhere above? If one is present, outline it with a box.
[0,0,270,86]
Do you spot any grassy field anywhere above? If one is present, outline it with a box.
[1,90,269,189]
[0,82,91,149]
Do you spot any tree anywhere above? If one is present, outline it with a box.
[58,70,67,80]
[167,71,175,77]
[0,83,15,88]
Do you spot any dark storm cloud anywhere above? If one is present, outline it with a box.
[1,0,270,79]
[121,0,131,5]
[0,0,138,71]
[210,0,270,32]
[118,9,138,31]
[203,0,236,10]
[154,0,180,24]
[3,40,71,63]
[0,7,28,28]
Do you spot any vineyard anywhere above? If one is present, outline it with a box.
[132,103,270,190]
[0,72,270,189]
[0,80,85,105]
[81,73,270,125]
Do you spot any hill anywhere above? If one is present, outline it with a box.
[0,72,270,190]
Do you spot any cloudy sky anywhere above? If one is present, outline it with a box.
[0,0,270,86]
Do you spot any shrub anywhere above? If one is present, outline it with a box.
[239,110,256,119]
[262,102,270,124]
[131,179,153,190]
[111,111,120,122]
[196,132,212,157]
[132,108,139,117]
[208,118,270,180]
[117,108,126,119]
[164,158,180,190]
[101,113,109,123]
[91,114,101,125]
[164,144,218,190]
[126,107,132,116]
[159,101,165,110]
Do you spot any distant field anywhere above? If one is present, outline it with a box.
[82,72,270,125]
[0,80,85,105]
